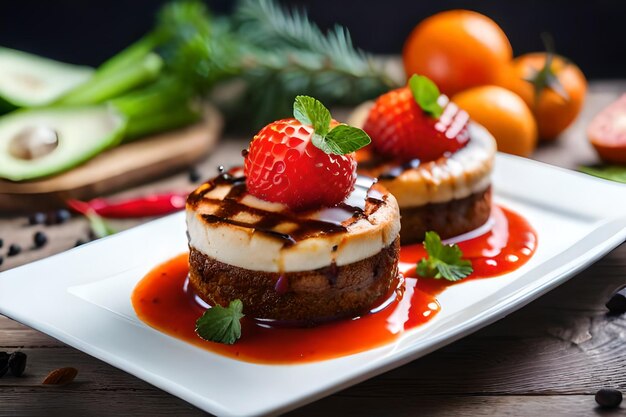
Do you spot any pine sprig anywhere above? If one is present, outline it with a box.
[156,1,240,93]
[71,0,399,133]
[230,0,398,127]
[235,0,373,74]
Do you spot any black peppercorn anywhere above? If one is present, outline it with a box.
[7,244,21,257]
[188,166,202,183]
[8,351,27,377]
[0,256,3,266]
[0,352,8,369]
[0,352,7,377]
[55,209,71,224]
[33,231,48,248]
[606,286,626,314]
[596,388,623,408]
[0,238,3,248]
[28,212,46,225]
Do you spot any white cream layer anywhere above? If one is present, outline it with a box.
[187,178,401,273]
[378,123,496,208]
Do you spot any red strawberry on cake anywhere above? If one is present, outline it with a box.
[357,75,496,245]
[363,75,471,162]
[186,96,401,323]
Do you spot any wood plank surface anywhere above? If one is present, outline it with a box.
[1,82,625,416]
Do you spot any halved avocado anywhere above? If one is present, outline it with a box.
[0,106,126,181]
[0,47,94,109]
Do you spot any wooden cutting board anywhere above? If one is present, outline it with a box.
[0,104,223,213]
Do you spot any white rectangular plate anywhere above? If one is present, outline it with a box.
[1,154,626,417]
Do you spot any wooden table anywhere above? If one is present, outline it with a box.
[1,82,625,416]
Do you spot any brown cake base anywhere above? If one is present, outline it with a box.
[400,187,492,245]
[188,238,400,324]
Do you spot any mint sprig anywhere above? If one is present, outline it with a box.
[195,299,245,345]
[293,95,370,155]
[416,231,473,282]
[294,95,331,136]
[408,74,444,118]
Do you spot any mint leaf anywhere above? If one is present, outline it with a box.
[294,95,370,155]
[416,231,473,282]
[408,74,444,118]
[579,165,626,184]
[293,95,331,136]
[313,124,371,155]
[195,299,244,345]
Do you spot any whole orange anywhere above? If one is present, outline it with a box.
[452,86,538,157]
[403,10,513,97]
[498,53,587,140]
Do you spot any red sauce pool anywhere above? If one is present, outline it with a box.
[132,205,536,364]
[400,206,538,296]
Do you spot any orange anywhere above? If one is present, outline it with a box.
[403,10,512,97]
[452,86,538,157]
[498,53,587,140]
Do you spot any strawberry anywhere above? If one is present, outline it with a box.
[244,96,371,210]
[363,74,470,162]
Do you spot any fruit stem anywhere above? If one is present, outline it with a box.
[524,32,569,106]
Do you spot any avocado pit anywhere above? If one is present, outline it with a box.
[8,125,58,160]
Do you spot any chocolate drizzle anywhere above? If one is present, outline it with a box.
[188,168,386,248]
[366,196,385,206]
[274,275,289,295]
[326,261,339,286]
[378,158,421,180]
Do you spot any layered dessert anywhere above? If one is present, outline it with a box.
[357,75,497,244]
[186,97,401,323]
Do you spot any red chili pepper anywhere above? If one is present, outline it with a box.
[67,192,188,218]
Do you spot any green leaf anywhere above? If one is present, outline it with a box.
[408,74,444,118]
[293,95,332,136]
[317,124,371,154]
[294,95,370,155]
[416,231,473,282]
[579,165,626,184]
[195,299,245,345]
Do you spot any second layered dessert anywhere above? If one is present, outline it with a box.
[357,75,497,244]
